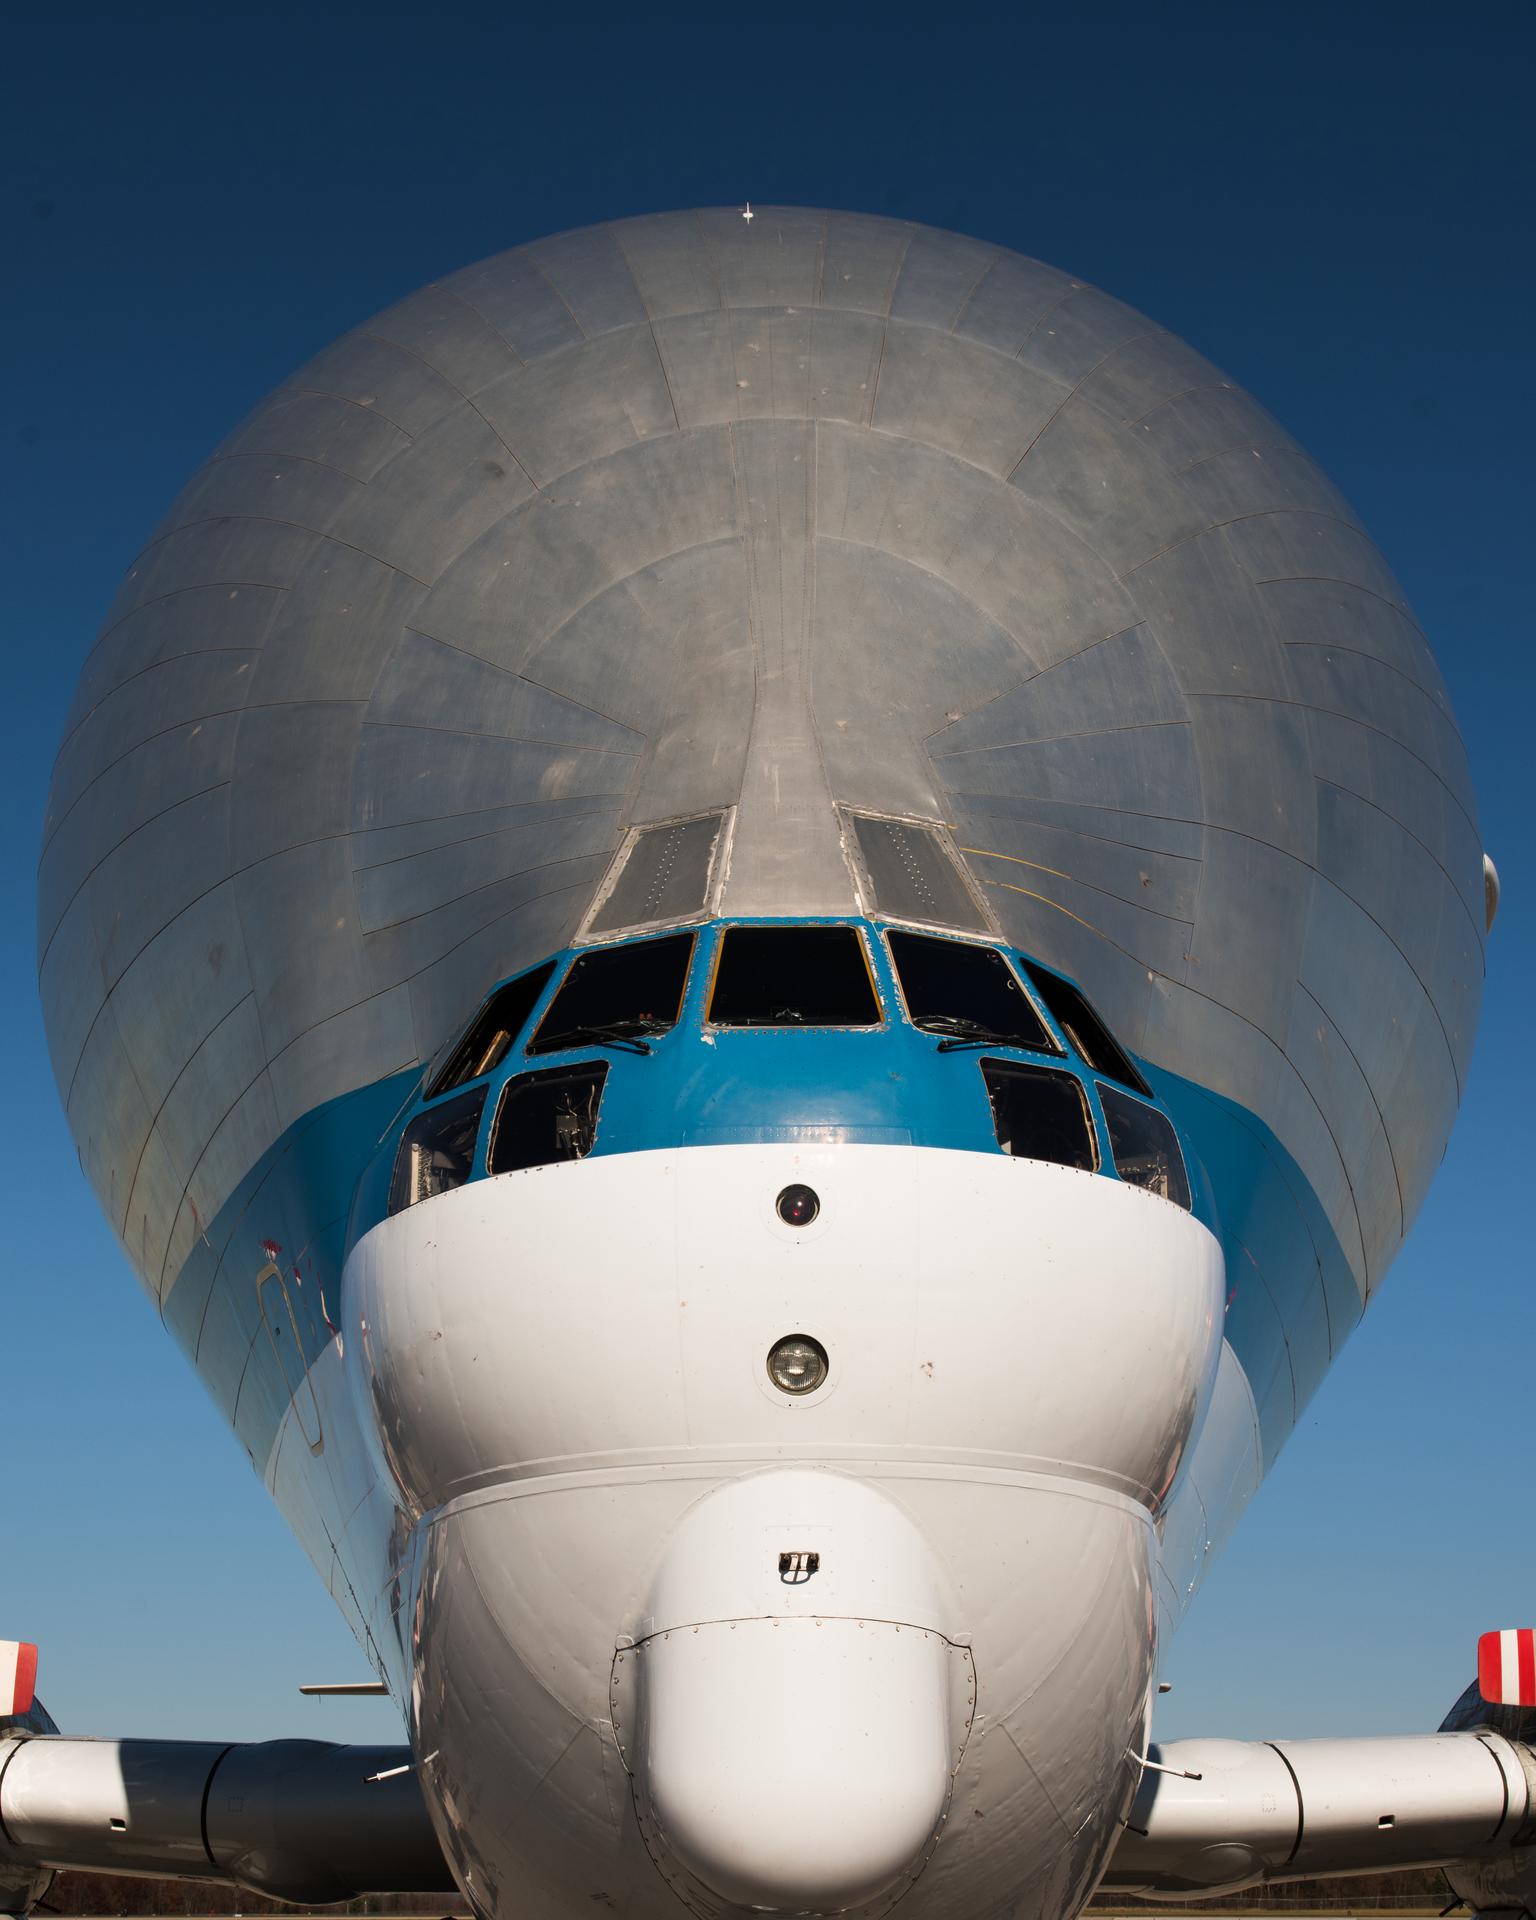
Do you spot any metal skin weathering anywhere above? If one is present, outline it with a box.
[31,210,1492,1919]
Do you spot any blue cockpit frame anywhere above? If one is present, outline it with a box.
[352,917,1213,1243]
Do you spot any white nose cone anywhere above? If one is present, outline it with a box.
[643,1616,952,1909]
[637,1472,956,1911]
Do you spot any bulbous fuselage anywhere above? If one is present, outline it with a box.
[40,211,1483,1917]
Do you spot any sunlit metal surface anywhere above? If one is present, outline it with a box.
[40,209,1480,1330]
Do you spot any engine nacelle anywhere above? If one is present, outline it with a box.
[0,1737,453,1905]
[1103,1732,1534,1898]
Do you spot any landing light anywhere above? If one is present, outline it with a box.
[767,1335,828,1396]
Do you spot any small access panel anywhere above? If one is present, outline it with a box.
[844,812,993,934]
[585,812,728,937]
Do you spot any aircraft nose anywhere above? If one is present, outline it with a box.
[640,1615,954,1910]
[632,1469,960,1912]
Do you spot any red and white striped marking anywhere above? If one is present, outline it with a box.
[1478,1628,1536,1707]
[0,1640,37,1715]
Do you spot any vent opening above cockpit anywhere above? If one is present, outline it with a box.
[708,926,881,1028]
[584,811,727,937]
[886,929,1059,1052]
[844,812,992,933]
[528,931,694,1054]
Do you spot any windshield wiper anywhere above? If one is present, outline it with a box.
[918,1014,1031,1053]
[533,1019,664,1056]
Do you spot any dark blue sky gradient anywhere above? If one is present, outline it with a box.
[3,1,1531,1741]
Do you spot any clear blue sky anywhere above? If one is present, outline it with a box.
[3,1,1531,1745]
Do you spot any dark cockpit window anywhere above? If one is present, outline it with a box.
[389,1086,488,1216]
[489,1062,609,1175]
[886,930,1058,1051]
[708,926,881,1028]
[528,931,693,1054]
[428,961,557,1097]
[1019,962,1151,1096]
[1098,1084,1191,1210]
[980,1060,1098,1172]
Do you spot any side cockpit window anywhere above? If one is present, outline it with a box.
[886,930,1057,1051]
[708,926,881,1027]
[981,1060,1098,1172]
[1019,962,1151,1095]
[389,1086,487,1215]
[489,1063,609,1175]
[529,932,694,1054]
[429,960,556,1097]
[1099,1084,1191,1210]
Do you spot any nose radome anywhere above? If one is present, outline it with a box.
[643,1616,952,1910]
[637,1471,956,1912]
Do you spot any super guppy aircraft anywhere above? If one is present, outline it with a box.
[5,209,1529,1920]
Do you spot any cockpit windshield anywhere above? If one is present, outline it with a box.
[1019,961,1150,1095]
[886,930,1058,1052]
[708,926,881,1027]
[429,960,557,1096]
[1099,1084,1191,1209]
[528,931,694,1054]
[981,1060,1098,1172]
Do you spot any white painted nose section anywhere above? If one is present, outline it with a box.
[637,1471,956,1912]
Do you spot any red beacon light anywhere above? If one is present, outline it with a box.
[776,1184,820,1227]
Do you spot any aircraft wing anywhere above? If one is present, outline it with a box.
[6,1724,1531,1914]
[5,1644,1534,1915]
